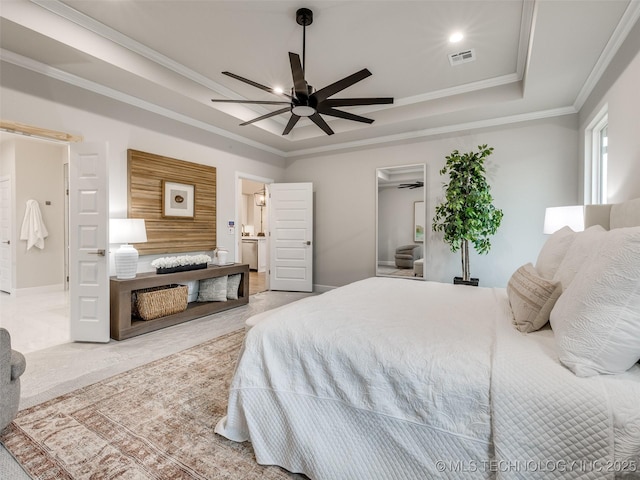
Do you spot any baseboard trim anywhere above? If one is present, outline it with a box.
[313,284,336,294]
[13,283,66,297]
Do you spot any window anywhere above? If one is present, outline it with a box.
[585,106,608,204]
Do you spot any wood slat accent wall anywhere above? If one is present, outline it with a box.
[127,149,216,255]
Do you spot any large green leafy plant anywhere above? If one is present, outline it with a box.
[432,144,503,283]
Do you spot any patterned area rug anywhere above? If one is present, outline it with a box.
[0,329,301,479]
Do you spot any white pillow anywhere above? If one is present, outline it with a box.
[226,274,242,300]
[535,226,577,280]
[550,226,640,376]
[507,263,562,333]
[197,276,228,302]
[552,225,606,290]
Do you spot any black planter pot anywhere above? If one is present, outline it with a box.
[156,263,208,274]
[454,276,479,287]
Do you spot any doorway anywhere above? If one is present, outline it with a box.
[0,132,71,352]
[237,174,272,295]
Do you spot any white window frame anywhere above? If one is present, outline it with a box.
[584,105,608,204]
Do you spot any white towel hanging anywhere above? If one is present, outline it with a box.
[20,199,49,250]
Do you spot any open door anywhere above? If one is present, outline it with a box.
[69,142,110,342]
[0,177,12,294]
[269,182,313,292]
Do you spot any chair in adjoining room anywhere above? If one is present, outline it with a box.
[394,244,423,269]
[1,328,26,433]
[413,258,424,277]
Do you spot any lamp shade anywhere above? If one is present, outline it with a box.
[109,218,147,244]
[543,206,584,234]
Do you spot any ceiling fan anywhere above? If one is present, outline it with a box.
[210,8,393,136]
[398,181,424,189]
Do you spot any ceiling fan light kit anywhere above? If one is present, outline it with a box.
[211,8,393,136]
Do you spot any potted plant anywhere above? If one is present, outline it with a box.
[151,254,212,274]
[432,144,503,286]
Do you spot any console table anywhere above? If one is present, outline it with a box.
[110,263,250,340]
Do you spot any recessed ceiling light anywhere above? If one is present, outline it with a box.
[273,86,284,94]
[449,32,464,43]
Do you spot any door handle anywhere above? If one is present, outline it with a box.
[304,241,311,246]
[1,240,9,245]
[88,249,106,256]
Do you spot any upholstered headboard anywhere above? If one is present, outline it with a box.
[584,198,640,230]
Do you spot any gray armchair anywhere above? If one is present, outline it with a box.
[1,328,26,433]
[395,244,423,268]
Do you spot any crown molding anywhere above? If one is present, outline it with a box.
[2,47,578,160]
[573,0,640,110]
[285,106,577,158]
[0,49,287,157]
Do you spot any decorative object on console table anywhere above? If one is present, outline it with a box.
[215,247,229,265]
[432,144,503,286]
[110,218,147,280]
[156,264,208,274]
[151,254,212,274]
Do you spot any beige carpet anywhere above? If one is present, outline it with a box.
[0,329,302,479]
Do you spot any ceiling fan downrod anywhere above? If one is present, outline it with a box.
[296,8,313,77]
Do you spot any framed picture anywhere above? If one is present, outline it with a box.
[162,180,195,219]
[414,201,425,242]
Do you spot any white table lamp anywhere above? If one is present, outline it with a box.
[543,206,584,234]
[110,218,147,279]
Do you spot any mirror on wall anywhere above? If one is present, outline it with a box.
[376,164,426,279]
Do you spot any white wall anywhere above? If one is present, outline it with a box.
[578,18,640,203]
[285,115,579,289]
[0,64,286,274]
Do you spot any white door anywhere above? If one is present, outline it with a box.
[69,142,110,342]
[0,177,12,293]
[269,182,313,292]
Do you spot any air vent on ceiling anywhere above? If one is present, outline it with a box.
[448,48,476,66]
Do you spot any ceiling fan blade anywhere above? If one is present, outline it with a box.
[309,113,334,135]
[399,182,424,189]
[289,52,307,97]
[282,114,301,135]
[317,105,374,124]
[211,99,290,105]
[313,69,372,103]
[239,107,290,126]
[324,97,394,107]
[222,71,291,99]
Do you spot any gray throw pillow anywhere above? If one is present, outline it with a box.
[197,276,228,302]
[227,274,242,300]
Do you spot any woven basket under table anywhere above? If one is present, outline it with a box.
[131,284,188,320]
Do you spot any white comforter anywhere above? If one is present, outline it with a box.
[215,277,640,480]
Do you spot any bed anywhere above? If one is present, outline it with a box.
[215,199,640,480]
